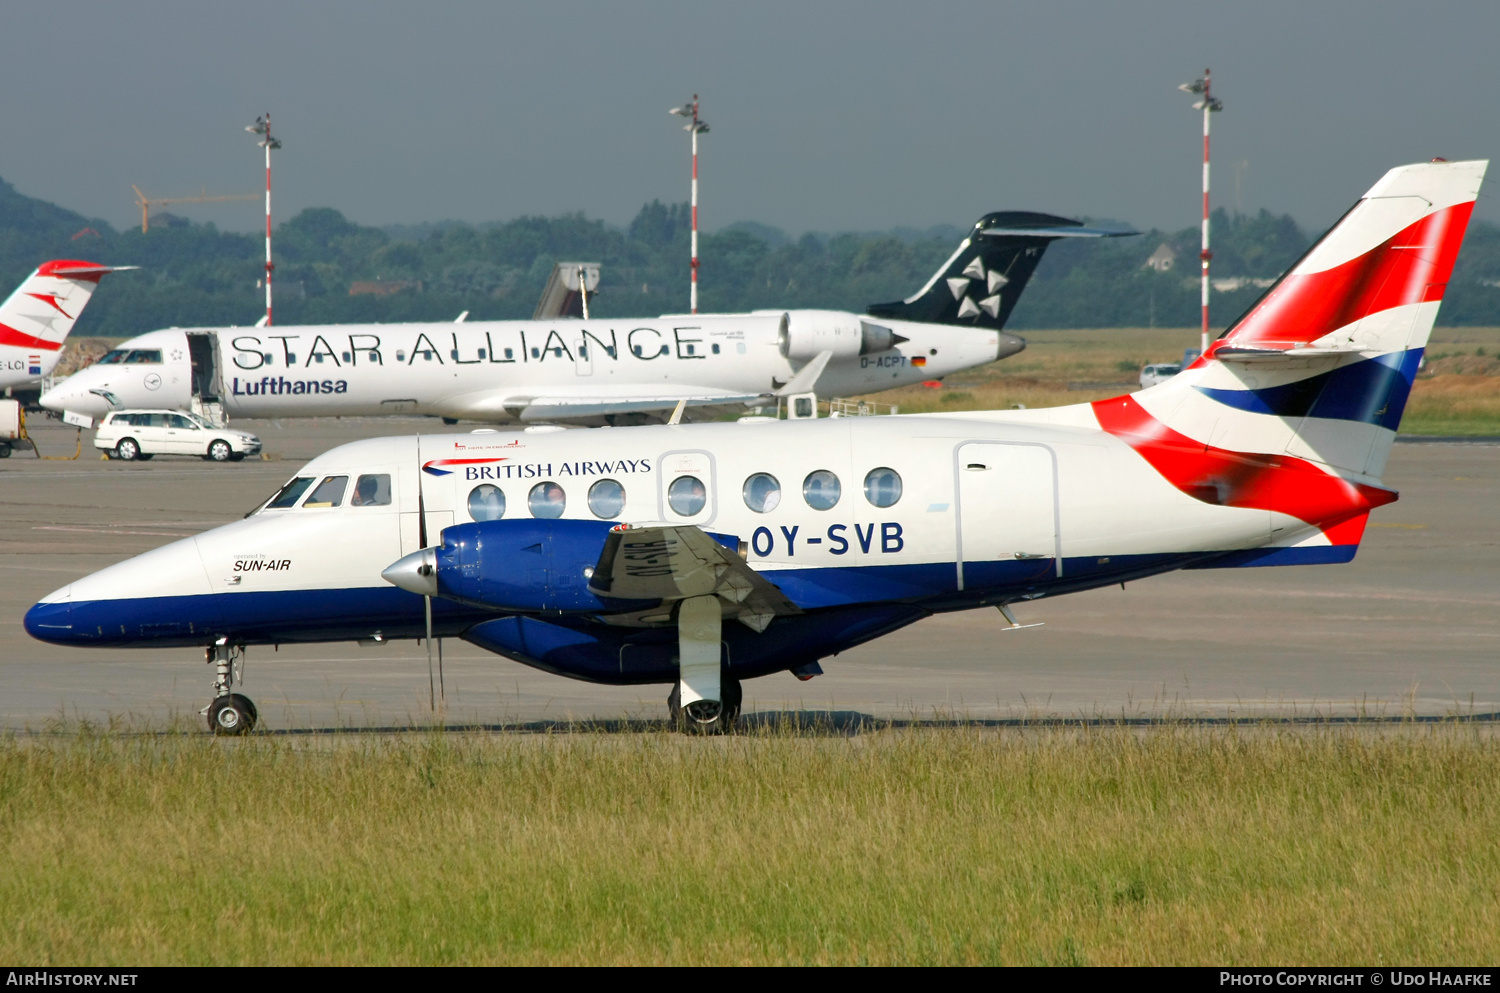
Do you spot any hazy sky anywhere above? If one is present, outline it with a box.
[1,1,1495,237]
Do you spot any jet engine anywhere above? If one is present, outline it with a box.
[769,310,908,362]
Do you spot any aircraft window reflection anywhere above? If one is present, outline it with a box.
[863,468,903,508]
[802,471,841,511]
[668,475,707,517]
[742,473,781,514]
[303,475,348,508]
[352,474,392,507]
[468,484,505,521]
[528,481,566,519]
[265,477,315,510]
[587,479,626,519]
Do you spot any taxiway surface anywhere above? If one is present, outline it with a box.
[2,415,1496,729]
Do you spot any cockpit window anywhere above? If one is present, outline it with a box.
[125,349,163,364]
[303,476,349,508]
[264,477,315,510]
[97,349,129,365]
[351,474,392,507]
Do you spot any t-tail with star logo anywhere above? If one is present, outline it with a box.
[867,212,1135,330]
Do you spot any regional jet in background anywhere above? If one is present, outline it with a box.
[24,160,1484,734]
[40,213,1129,426]
[0,260,131,399]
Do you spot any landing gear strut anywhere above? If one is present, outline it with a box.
[670,594,739,733]
[202,639,257,735]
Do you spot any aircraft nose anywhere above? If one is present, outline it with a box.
[39,380,103,415]
[996,331,1026,362]
[24,589,74,644]
[381,548,439,597]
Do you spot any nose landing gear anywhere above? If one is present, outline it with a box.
[201,639,257,735]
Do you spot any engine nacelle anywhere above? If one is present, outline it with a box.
[406,519,741,615]
[762,310,903,362]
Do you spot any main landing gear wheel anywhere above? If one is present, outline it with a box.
[206,439,232,462]
[668,676,741,734]
[208,694,257,735]
[114,437,141,461]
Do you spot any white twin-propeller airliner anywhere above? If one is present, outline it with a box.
[28,160,1483,733]
[40,213,1126,426]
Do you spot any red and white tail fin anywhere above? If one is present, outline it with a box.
[0,260,126,386]
[1090,159,1486,565]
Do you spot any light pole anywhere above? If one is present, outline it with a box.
[668,96,709,313]
[245,114,282,326]
[1179,71,1222,357]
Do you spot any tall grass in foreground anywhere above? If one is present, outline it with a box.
[2,725,1497,965]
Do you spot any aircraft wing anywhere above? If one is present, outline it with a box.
[508,392,770,421]
[588,524,801,632]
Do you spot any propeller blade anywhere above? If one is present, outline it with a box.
[416,434,436,711]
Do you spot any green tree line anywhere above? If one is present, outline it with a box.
[2,176,1497,338]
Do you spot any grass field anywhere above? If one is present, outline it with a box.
[3,723,1497,965]
[857,327,1500,435]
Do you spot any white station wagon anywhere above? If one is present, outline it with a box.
[94,410,261,462]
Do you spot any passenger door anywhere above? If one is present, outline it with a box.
[955,442,1058,588]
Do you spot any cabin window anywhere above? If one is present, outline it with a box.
[314,353,325,363]
[303,475,349,508]
[579,345,588,359]
[342,352,352,362]
[711,343,720,354]
[863,468,903,508]
[468,484,505,521]
[504,348,514,359]
[587,479,625,520]
[742,473,781,514]
[802,470,841,511]
[528,481,566,519]
[264,476,315,510]
[396,350,406,362]
[531,348,541,359]
[478,349,486,360]
[351,474,392,507]
[668,475,707,517]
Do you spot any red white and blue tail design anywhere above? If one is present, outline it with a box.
[0,260,124,387]
[1093,159,1487,565]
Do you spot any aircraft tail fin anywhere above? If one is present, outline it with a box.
[1090,159,1486,565]
[0,260,127,380]
[866,212,1134,330]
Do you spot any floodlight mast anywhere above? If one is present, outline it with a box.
[1179,70,1223,356]
[245,114,282,326]
[669,96,709,313]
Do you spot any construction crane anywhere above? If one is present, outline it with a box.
[132,185,258,233]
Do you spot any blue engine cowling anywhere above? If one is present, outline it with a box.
[432,519,737,615]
